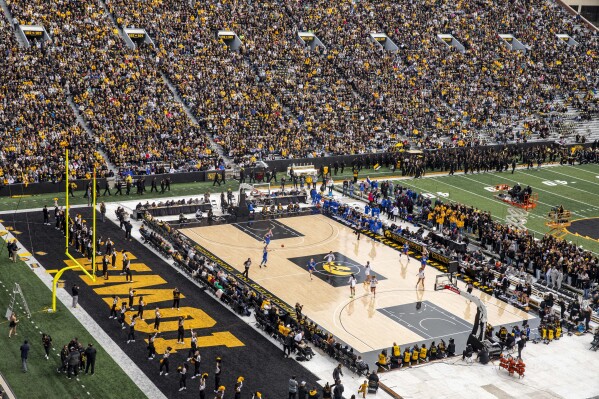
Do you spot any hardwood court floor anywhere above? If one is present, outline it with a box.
[181,215,530,354]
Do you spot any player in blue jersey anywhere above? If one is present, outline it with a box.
[307,258,316,280]
[259,246,270,268]
[400,242,409,260]
[263,229,273,247]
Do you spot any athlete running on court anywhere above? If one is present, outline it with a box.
[348,274,357,298]
[363,261,372,286]
[400,242,409,261]
[416,266,425,289]
[324,251,335,265]
[259,246,271,268]
[370,276,378,297]
[264,229,273,247]
[307,258,316,280]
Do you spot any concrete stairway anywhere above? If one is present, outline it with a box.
[158,70,232,165]
[66,96,119,173]
[0,0,28,47]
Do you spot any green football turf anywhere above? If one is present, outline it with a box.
[0,254,145,399]
[396,163,599,254]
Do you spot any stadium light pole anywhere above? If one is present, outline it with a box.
[50,144,97,312]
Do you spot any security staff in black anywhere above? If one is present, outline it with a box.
[114,180,123,195]
[43,205,50,225]
[102,179,111,196]
[150,177,158,192]
[239,167,245,183]
[84,344,97,374]
[271,167,277,182]
[213,172,221,186]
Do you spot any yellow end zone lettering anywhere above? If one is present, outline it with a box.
[64,251,244,348]
[151,332,244,354]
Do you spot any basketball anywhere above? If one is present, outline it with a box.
[281,244,285,248]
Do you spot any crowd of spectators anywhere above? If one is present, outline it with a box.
[3,0,216,176]
[333,170,599,319]
[0,16,101,184]
[1,0,598,179]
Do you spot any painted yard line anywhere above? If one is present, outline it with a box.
[414,162,566,183]
[450,174,587,218]
[0,163,569,216]
[544,167,599,188]
[550,169,599,186]
[484,173,598,212]
[0,204,90,215]
[569,164,599,176]
[398,179,538,229]
[399,178,510,213]
[517,170,599,202]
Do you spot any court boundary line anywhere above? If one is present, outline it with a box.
[232,221,265,241]
[233,220,304,241]
[379,308,433,339]
[183,215,338,251]
[423,302,472,329]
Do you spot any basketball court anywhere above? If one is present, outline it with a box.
[181,214,532,361]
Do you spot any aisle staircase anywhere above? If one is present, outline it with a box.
[66,96,119,173]
[96,0,232,165]
[159,70,231,164]
[0,0,28,47]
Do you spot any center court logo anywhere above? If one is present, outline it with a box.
[322,262,358,276]
[288,252,386,287]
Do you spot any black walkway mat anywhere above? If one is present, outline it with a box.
[6,210,319,397]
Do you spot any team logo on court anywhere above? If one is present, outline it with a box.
[322,262,356,276]
[288,252,386,287]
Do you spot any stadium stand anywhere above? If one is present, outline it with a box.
[0,17,102,184]
[0,0,598,171]
[4,0,215,173]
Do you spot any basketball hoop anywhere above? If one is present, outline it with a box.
[435,273,458,291]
